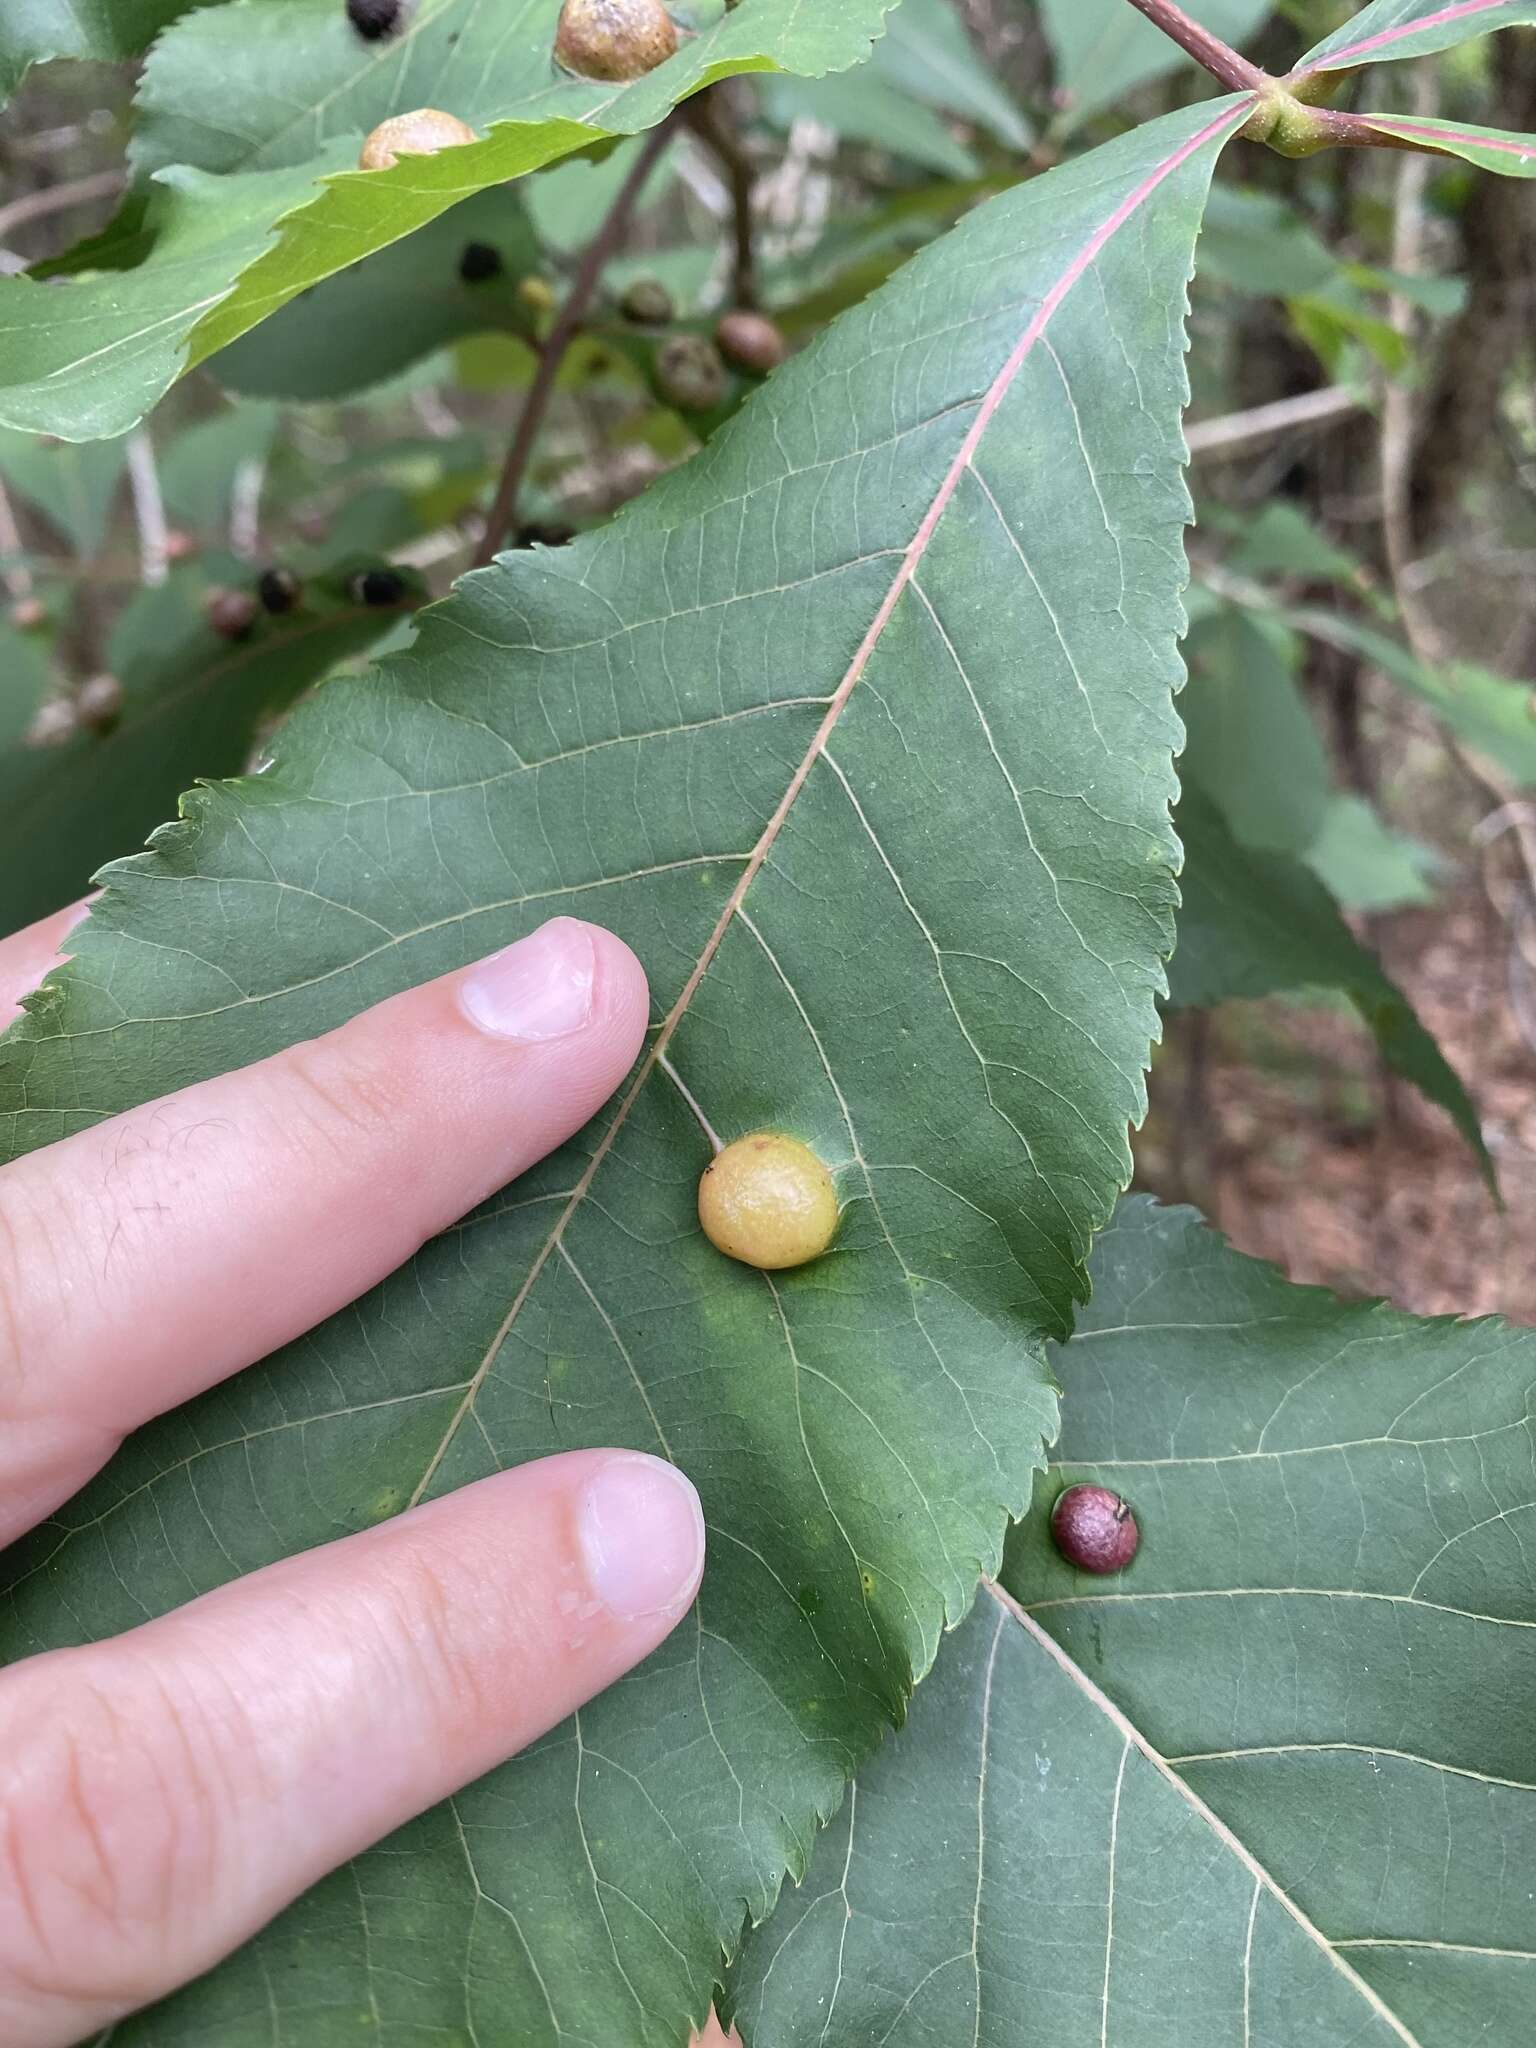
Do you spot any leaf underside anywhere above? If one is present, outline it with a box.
[1364,113,1536,175]
[1297,0,1536,73]
[728,1197,1536,2048]
[1,98,1247,2046]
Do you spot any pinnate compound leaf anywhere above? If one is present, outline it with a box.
[1296,0,1536,75]
[1172,790,1491,1185]
[729,1196,1536,2048]
[0,0,896,440]
[0,100,1247,2044]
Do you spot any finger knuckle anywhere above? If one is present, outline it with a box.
[375,1541,495,1736]
[0,1657,226,2020]
[277,1033,412,1158]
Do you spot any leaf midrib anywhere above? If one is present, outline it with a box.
[406,95,1254,1511]
[984,1581,1426,2048]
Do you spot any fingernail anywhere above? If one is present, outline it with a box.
[459,918,596,1041]
[579,1454,705,1622]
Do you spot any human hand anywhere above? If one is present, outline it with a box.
[0,907,708,2046]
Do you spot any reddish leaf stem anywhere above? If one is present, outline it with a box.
[1121,0,1486,162]
[1120,0,1269,92]
[474,114,679,568]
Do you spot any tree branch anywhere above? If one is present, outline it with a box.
[1185,385,1365,457]
[474,114,679,569]
[683,90,758,309]
[0,168,125,242]
[1120,0,1268,92]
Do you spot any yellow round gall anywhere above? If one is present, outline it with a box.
[698,1132,839,1271]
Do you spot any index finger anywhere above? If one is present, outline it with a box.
[0,917,650,1543]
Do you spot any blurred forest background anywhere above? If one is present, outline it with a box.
[2,0,1532,1318]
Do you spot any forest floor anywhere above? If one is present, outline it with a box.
[1138,883,1536,1322]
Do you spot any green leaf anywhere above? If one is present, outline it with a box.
[0,159,342,440]
[128,0,891,176]
[1306,792,1444,912]
[1222,500,1376,593]
[1282,608,1536,787]
[730,1195,1536,2048]
[874,0,1032,151]
[0,571,408,934]
[0,0,198,103]
[1361,112,1536,176]
[0,425,130,555]
[0,99,1249,2042]
[1181,606,1331,857]
[727,1592,1416,2046]
[524,133,678,252]
[0,1,897,441]
[1041,0,1271,126]
[759,70,984,179]
[1009,1194,1536,2048]
[213,188,541,402]
[158,400,279,534]
[1172,790,1491,1185]
[1297,0,1536,76]
[1196,184,1339,297]
[0,617,55,743]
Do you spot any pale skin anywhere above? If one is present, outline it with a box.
[0,903,738,2046]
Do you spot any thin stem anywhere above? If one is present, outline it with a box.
[683,90,758,308]
[0,167,125,242]
[1121,0,1268,91]
[1185,385,1364,457]
[125,429,169,587]
[474,115,679,569]
[0,479,35,601]
[229,456,266,561]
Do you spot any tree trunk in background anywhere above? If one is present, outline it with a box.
[1410,33,1536,559]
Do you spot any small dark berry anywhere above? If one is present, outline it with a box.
[77,672,124,732]
[1051,1485,1139,1575]
[620,277,674,326]
[205,587,259,641]
[346,0,412,40]
[349,567,408,607]
[459,241,503,284]
[716,309,786,375]
[513,522,577,549]
[257,566,302,615]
